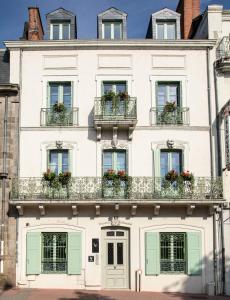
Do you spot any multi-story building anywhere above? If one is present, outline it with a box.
[0,49,19,287]
[193,4,230,295]
[3,0,228,294]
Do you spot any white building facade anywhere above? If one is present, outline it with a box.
[4,2,229,294]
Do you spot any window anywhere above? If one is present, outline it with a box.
[51,22,70,40]
[103,150,127,174]
[160,233,186,273]
[48,150,69,175]
[156,21,176,39]
[160,150,182,177]
[102,21,122,39]
[156,82,180,107]
[48,82,72,108]
[42,232,67,273]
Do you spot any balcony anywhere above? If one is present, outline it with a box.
[94,95,137,140]
[40,107,79,126]
[11,177,223,203]
[216,36,230,72]
[151,106,189,126]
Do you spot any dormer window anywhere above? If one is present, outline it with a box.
[51,21,70,40]
[156,21,176,40]
[102,21,122,39]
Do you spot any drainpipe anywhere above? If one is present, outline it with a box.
[213,62,222,175]
[206,47,214,177]
[213,211,218,295]
[220,206,226,295]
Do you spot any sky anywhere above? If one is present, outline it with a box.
[0,0,230,47]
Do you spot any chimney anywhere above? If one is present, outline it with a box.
[28,7,44,40]
[176,0,200,39]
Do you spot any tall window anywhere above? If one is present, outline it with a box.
[156,21,176,39]
[160,150,182,177]
[48,150,69,175]
[156,82,180,107]
[42,232,67,273]
[51,22,70,40]
[102,21,122,39]
[103,150,127,174]
[48,82,72,108]
[160,232,186,273]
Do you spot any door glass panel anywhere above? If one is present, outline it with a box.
[116,152,126,172]
[160,151,169,177]
[103,152,113,173]
[52,24,59,39]
[157,85,167,106]
[61,150,69,173]
[49,150,59,175]
[107,231,115,236]
[157,23,164,39]
[104,23,111,39]
[171,151,182,173]
[115,82,126,94]
[167,23,176,39]
[107,243,114,265]
[168,85,178,103]
[50,84,59,106]
[103,83,113,94]
[62,23,70,39]
[114,22,122,39]
[117,243,123,265]
[63,83,72,107]
[116,231,124,236]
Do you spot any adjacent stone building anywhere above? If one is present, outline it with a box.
[0,49,19,287]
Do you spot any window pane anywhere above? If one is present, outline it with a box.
[103,152,113,173]
[157,84,167,106]
[104,23,111,39]
[167,23,176,39]
[157,23,164,39]
[62,24,70,39]
[61,150,69,173]
[171,151,182,173]
[117,243,123,264]
[49,150,59,175]
[52,24,60,39]
[115,82,126,94]
[160,151,169,177]
[103,83,113,94]
[114,22,122,39]
[116,152,126,172]
[107,243,114,265]
[50,84,59,106]
[168,85,178,103]
[63,83,72,107]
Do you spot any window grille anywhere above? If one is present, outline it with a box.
[42,232,67,273]
[160,232,186,273]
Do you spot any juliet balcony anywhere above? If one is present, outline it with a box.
[150,106,189,126]
[40,107,79,126]
[94,93,137,140]
[216,36,230,72]
[11,177,223,203]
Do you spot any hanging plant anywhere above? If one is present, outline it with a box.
[58,172,71,186]
[165,169,179,183]
[179,170,194,183]
[163,101,176,113]
[102,91,116,101]
[52,102,66,113]
[118,91,129,100]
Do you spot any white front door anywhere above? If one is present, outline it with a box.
[102,227,129,289]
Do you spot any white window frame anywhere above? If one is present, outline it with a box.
[102,150,127,174]
[50,22,70,40]
[156,81,181,106]
[160,149,183,176]
[48,149,70,174]
[102,21,122,40]
[156,21,176,40]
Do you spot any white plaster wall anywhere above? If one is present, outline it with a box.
[17,207,214,293]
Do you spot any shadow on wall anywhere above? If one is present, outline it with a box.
[162,251,230,297]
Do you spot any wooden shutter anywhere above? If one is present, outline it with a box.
[145,232,160,275]
[187,232,202,275]
[26,232,41,275]
[68,232,82,275]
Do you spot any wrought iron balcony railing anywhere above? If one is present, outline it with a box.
[216,36,230,60]
[94,96,137,121]
[11,177,223,201]
[41,108,79,126]
[151,107,189,126]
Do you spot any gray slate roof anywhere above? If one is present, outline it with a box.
[0,50,10,84]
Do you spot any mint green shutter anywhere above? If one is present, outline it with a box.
[187,232,202,275]
[145,232,160,275]
[26,232,41,275]
[68,232,82,275]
